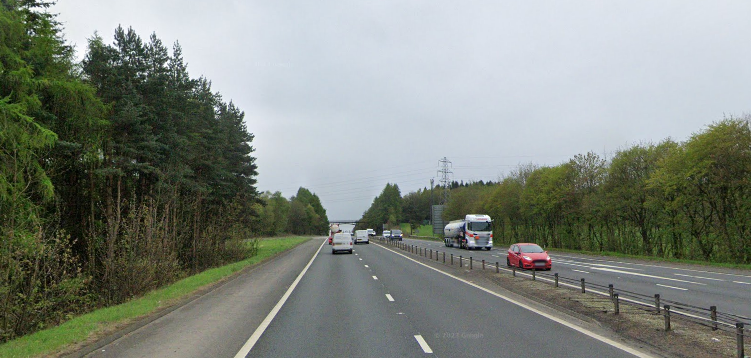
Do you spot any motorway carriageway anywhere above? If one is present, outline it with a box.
[241,239,650,357]
[399,237,751,322]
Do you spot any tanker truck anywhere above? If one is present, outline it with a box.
[443,214,493,250]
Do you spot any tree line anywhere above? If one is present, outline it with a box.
[359,117,751,266]
[0,1,329,342]
[444,117,751,265]
[251,188,329,237]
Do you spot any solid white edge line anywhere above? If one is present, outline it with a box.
[374,242,653,358]
[233,239,325,358]
[414,334,433,354]
[386,294,394,302]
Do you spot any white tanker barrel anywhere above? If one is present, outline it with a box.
[443,221,466,238]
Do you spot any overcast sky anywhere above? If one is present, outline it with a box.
[51,1,751,220]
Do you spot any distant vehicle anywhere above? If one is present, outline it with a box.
[354,230,370,244]
[507,243,551,270]
[332,232,353,254]
[383,230,391,239]
[390,229,403,241]
[444,214,493,250]
[328,223,340,245]
[366,228,375,237]
[338,223,355,235]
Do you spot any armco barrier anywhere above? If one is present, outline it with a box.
[373,237,749,357]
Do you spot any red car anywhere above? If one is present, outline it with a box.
[507,243,551,270]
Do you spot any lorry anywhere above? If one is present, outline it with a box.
[443,214,494,250]
[329,223,356,245]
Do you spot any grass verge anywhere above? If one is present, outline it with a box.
[0,236,310,358]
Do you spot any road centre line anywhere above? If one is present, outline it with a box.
[373,276,378,280]
[558,262,706,286]
[673,273,724,281]
[386,294,394,302]
[234,239,325,358]
[374,243,654,357]
[733,281,751,285]
[656,284,688,291]
[414,335,433,354]
[555,260,643,271]
[552,254,751,279]
[572,269,590,274]
[364,265,369,268]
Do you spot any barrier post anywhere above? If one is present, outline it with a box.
[554,273,559,287]
[614,293,620,315]
[664,305,671,331]
[711,306,717,331]
[581,278,586,293]
[655,294,661,313]
[736,322,744,358]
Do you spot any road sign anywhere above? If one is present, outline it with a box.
[431,205,445,234]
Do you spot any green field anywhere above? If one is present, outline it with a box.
[0,236,310,358]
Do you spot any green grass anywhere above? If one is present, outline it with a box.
[400,224,437,238]
[0,236,310,358]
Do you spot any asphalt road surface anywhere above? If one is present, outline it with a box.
[75,238,655,358]
[399,237,751,322]
[248,240,646,358]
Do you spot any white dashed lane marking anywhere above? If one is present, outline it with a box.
[414,335,433,354]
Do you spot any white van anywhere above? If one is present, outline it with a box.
[355,230,370,244]
[332,232,353,254]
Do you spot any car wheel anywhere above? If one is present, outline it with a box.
[506,257,511,267]
[518,259,523,269]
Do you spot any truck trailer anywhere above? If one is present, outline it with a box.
[444,214,493,250]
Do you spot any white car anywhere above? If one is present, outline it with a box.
[332,232,353,254]
[383,230,391,239]
[355,230,370,244]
